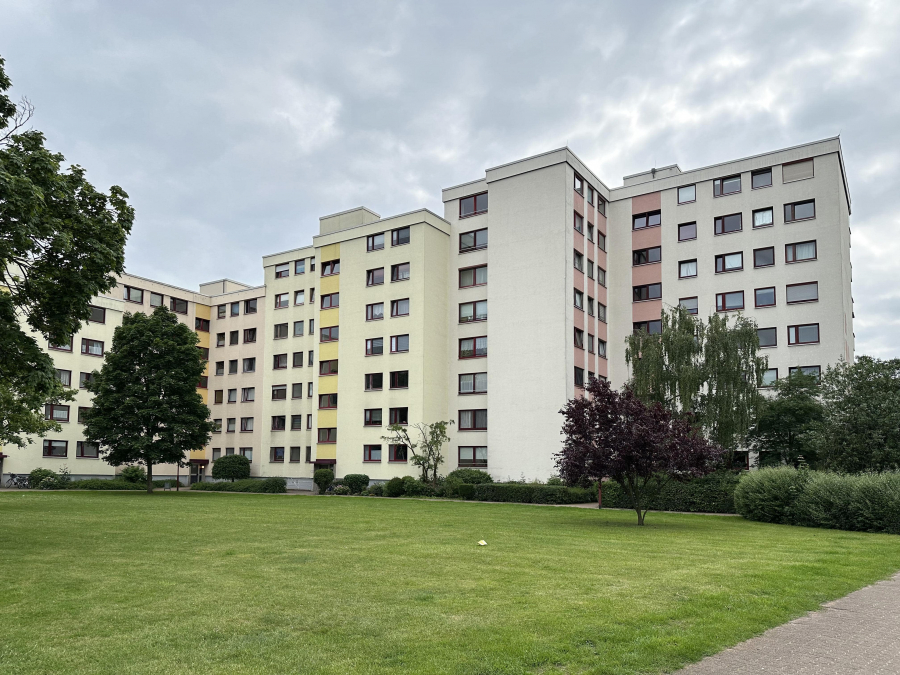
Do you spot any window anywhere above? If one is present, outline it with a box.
[755,287,776,307]
[761,369,778,387]
[459,300,487,323]
[459,372,487,394]
[678,222,697,241]
[309,319,314,334]
[574,174,583,194]
[598,232,606,252]
[633,247,661,266]
[77,441,99,458]
[275,324,292,340]
[321,259,340,276]
[295,259,306,275]
[459,446,487,468]
[45,404,70,423]
[753,208,774,229]
[574,367,585,388]
[758,328,777,348]
[716,291,745,311]
[215,332,226,348]
[460,228,488,252]
[715,252,743,273]
[230,331,239,345]
[292,383,303,399]
[784,200,816,222]
[678,185,696,204]
[389,444,408,462]
[231,302,240,317]
[754,247,775,268]
[275,263,290,279]
[320,326,339,342]
[57,369,71,387]
[587,261,594,279]
[217,305,226,319]
[634,320,662,334]
[789,365,821,379]
[43,440,67,457]
[752,168,772,189]
[290,446,302,462]
[228,360,238,374]
[272,385,287,401]
[319,428,337,443]
[367,233,385,251]
[124,286,143,304]
[81,338,104,356]
[459,336,487,358]
[240,447,253,461]
[242,387,255,402]
[364,445,382,462]
[293,321,304,337]
[88,305,106,324]
[715,213,742,235]
[270,447,285,462]
[365,373,383,391]
[574,213,584,233]
[198,375,208,389]
[574,289,584,309]
[597,197,606,217]
[170,297,188,314]
[459,409,486,430]
[587,334,594,353]
[243,357,256,372]
[320,292,339,310]
[783,158,814,183]
[786,240,817,263]
[150,292,164,308]
[679,260,697,278]
[598,339,607,358]
[49,337,73,352]
[598,303,607,322]
[273,354,287,369]
[227,388,238,403]
[574,328,584,349]
[632,211,661,230]
[294,290,305,305]
[390,334,409,353]
[195,317,210,332]
[390,370,409,389]
[587,223,594,242]
[391,298,410,317]
[587,185,595,205]
[364,409,382,426]
[459,265,487,288]
[633,283,661,301]
[460,192,488,218]
[391,263,410,282]
[310,259,316,272]
[244,328,257,343]
[366,338,383,356]
[597,267,606,287]
[320,359,338,375]
[367,268,385,286]
[271,416,285,431]
[245,299,257,314]
[713,174,741,196]
[391,227,411,246]
[786,282,818,304]
[319,393,338,409]
[275,293,289,309]
[573,250,584,272]
[214,389,224,404]
[366,303,384,321]
[587,297,594,316]
[389,407,409,425]
[213,420,222,433]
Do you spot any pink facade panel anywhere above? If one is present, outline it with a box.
[573,192,584,216]
[631,191,661,214]
[632,299,662,322]
[631,226,661,250]
[574,307,585,330]
[632,263,662,286]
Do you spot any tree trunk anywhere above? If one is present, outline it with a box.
[146,461,153,494]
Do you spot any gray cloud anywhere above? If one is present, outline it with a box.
[2,0,898,356]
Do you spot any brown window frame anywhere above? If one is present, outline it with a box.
[76,441,99,458]
[244,328,257,343]
[244,298,257,314]
[390,298,409,317]
[677,184,696,204]
[752,207,775,229]
[274,324,289,340]
[321,292,339,309]
[716,290,745,312]
[321,259,340,276]
[633,283,662,302]
[678,222,697,241]
[751,168,773,190]
[87,305,106,324]
[753,247,776,269]
[367,233,385,251]
[389,407,409,426]
[270,447,285,462]
[390,262,410,282]
[715,251,744,273]
[195,317,210,332]
[755,287,776,308]
[459,336,487,359]
[788,323,820,346]
[364,445,382,462]
[459,192,488,219]
[714,213,742,235]
[318,393,338,409]
[365,338,384,356]
[786,240,817,263]
[633,247,661,266]
[678,260,697,279]
[632,210,661,231]
[365,373,383,391]
[45,404,70,423]
[679,297,698,315]
[364,409,382,426]
[319,326,339,343]
[390,334,409,354]
[274,263,290,279]
[459,264,487,288]
[271,385,287,401]
[458,446,487,468]
[713,174,741,197]
[785,282,819,305]
[784,200,816,223]
[272,354,288,370]
[49,337,73,352]
[389,370,409,389]
[757,327,778,348]
[274,293,289,309]
[319,359,338,376]
[366,267,385,286]
[270,416,286,431]
[42,439,68,457]
[366,302,384,321]
[81,338,104,357]
[389,444,408,462]
[391,226,410,247]
[123,286,144,304]
[459,300,487,324]
[459,228,488,253]
[170,297,188,314]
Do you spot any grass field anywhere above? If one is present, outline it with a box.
[1,492,899,675]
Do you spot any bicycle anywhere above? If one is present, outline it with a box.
[5,474,29,489]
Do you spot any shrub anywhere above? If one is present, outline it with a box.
[446,468,494,484]
[333,485,351,495]
[68,479,146,491]
[211,454,251,482]
[313,469,334,495]
[119,465,147,483]
[383,476,404,498]
[457,483,476,500]
[342,474,370,494]
[546,476,564,486]
[733,467,808,524]
[190,481,230,491]
[601,472,741,514]
[401,476,424,497]
[28,468,56,489]
[367,482,384,497]
[38,467,71,490]
[189,478,287,493]
[471,483,596,504]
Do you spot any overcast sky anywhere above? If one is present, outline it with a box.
[1,0,898,357]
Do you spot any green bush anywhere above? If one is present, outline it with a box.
[211,454,251,482]
[68,479,147,490]
[313,469,334,494]
[190,481,229,491]
[28,468,56,489]
[401,476,424,497]
[152,479,180,488]
[120,466,147,483]
[733,467,808,523]
[546,476,564,486]
[457,483,476,500]
[383,476,404,498]
[189,478,287,494]
[601,472,741,514]
[367,482,384,497]
[342,474,370,494]
[333,485,351,495]
[471,483,596,505]
[38,467,71,490]
[446,468,493,484]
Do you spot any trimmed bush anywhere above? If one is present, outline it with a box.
[733,467,807,523]
[333,485,351,495]
[211,454,251,482]
[313,469,334,495]
[601,472,741,515]
[190,478,287,493]
[28,468,56,489]
[457,483,476,500]
[446,468,493,484]
[68,479,146,490]
[471,483,596,505]
[383,477,404,498]
[343,474,370,494]
[367,482,384,497]
[120,466,147,483]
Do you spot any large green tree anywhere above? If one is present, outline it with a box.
[0,54,133,449]
[749,371,823,467]
[84,307,214,493]
[807,356,900,472]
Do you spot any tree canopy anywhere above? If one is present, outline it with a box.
[211,454,251,482]
[382,421,453,484]
[750,371,823,467]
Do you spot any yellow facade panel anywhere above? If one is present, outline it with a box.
[320,307,339,325]
[317,409,338,428]
[316,445,337,460]
[318,376,339,394]
[319,242,340,261]
[319,341,339,361]
[320,275,340,295]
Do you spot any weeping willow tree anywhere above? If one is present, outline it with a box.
[626,305,767,466]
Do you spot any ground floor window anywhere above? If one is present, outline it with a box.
[459,446,487,468]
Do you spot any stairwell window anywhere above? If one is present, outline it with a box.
[319,393,338,409]
[320,326,339,342]
[460,228,488,252]
[318,428,337,443]
[459,372,487,394]
[633,211,661,230]
[460,192,488,218]
[321,259,340,276]
[459,300,487,323]
[633,247,661,266]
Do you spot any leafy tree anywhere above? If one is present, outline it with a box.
[382,421,453,485]
[84,307,214,493]
[556,377,722,525]
[211,454,251,482]
[749,372,823,467]
[0,55,133,448]
[808,356,900,472]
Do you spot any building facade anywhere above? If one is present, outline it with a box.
[1,137,853,486]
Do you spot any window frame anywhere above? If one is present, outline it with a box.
[274,263,290,279]
[390,262,410,282]
[713,174,742,197]
[784,200,816,223]
[458,372,487,395]
[391,226,411,247]
[318,393,338,409]
[319,326,339,343]
[788,323,820,346]
[459,192,488,219]
[321,292,339,309]
[390,298,410,318]
[321,259,340,276]
[366,302,384,321]
[365,338,384,356]
[389,370,409,390]
[458,408,487,431]
[786,240,817,264]
[753,246,776,269]
[678,222,697,242]
[714,213,743,235]
[366,267,385,287]
[367,233,385,251]
[87,305,106,324]
[42,439,68,457]
[363,445,382,462]
[459,336,487,359]
[632,283,662,302]
[390,334,409,354]
[677,184,696,204]
[270,447,285,463]
[755,286,776,308]
[632,210,661,231]
[458,446,487,468]
[752,207,775,229]
[319,359,339,376]
[459,228,488,253]
[633,247,662,266]
[785,281,819,305]
[459,264,487,289]
[716,290,745,312]
[715,251,744,274]
[678,259,698,279]
[365,373,383,391]
[76,441,99,458]
[459,300,487,324]
[757,327,778,348]
[389,407,409,426]
[123,286,144,304]
[679,297,698,315]
[364,408,383,426]
[80,338,104,357]
[751,168,773,190]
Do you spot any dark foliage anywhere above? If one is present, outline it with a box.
[211,454,251,482]
[313,469,334,495]
[342,474,370,494]
[600,472,740,514]
[469,483,596,504]
[383,476,405,498]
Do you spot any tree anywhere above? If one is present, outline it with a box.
[556,377,722,525]
[84,307,214,493]
[382,421,453,485]
[211,454,251,482]
[807,356,900,473]
[749,372,823,467]
[0,54,133,448]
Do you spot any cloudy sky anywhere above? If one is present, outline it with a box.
[1,0,898,356]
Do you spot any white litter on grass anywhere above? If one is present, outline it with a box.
[477,540,487,546]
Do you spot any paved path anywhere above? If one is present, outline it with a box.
[676,572,900,674]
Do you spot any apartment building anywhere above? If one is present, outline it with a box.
[1,137,852,485]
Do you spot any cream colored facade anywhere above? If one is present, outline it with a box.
[2,138,853,485]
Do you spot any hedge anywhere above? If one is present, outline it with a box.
[465,483,596,505]
[599,472,740,514]
[190,478,287,493]
[67,479,147,491]
[735,468,900,534]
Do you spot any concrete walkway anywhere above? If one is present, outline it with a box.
[676,572,900,674]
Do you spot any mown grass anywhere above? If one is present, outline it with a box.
[1,491,898,674]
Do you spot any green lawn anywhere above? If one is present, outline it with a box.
[1,493,899,675]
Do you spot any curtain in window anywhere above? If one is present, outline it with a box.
[795,242,816,260]
[459,410,473,429]
[474,372,487,392]
[754,209,773,227]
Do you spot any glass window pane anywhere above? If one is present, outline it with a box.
[678,185,695,203]
[795,201,815,219]
[795,242,816,260]
[758,328,777,347]
[474,372,487,392]
[786,283,818,303]
[754,209,774,227]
